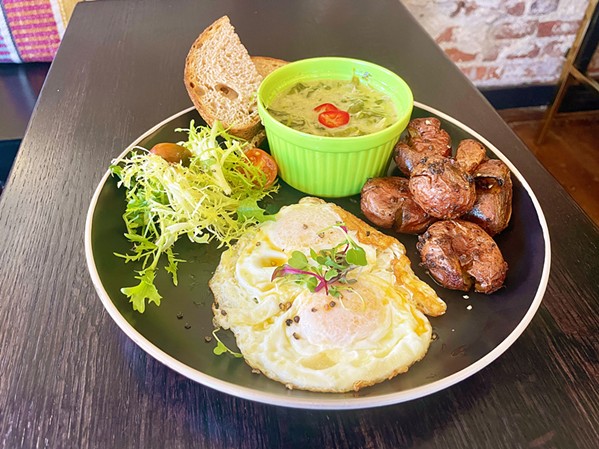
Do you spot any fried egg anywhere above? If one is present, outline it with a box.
[209,197,446,392]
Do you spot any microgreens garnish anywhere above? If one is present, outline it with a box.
[271,225,367,297]
[212,328,243,358]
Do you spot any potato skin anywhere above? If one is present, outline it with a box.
[360,177,435,234]
[393,117,452,176]
[360,117,513,296]
[463,159,513,236]
[409,156,476,219]
[455,139,487,174]
[417,220,508,294]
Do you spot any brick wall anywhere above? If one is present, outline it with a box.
[401,0,599,88]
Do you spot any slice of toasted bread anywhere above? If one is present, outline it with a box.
[250,56,288,78]
[184,16,263,141]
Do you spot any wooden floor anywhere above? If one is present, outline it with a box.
[498,108,599,227]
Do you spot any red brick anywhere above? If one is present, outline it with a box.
[537,20,581,37]
[507,2,526,16]
[450,1,478,18]
[459,66,473,78]
[436,26,455,44]
[445,47,477,63]
[506,44,541,59]
[477,67,489,81]
[492,21,537,39]
[542,41,567,58]
[464,1,478,15]
[484,66,503,80]
[461,65,503,81]
[478,67,487,80]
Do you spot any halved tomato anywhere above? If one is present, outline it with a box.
[244,147,278,187]
[149,142,192,165]
[318,110,350,128]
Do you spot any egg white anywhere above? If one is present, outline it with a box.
[209,197,443,392]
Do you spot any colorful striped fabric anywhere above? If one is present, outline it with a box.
[0,0,79,63]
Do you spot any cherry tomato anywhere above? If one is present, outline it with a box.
[150,143,192,165]
[244,147,278,187]
[314,103,339,114]
[318,110,350,128]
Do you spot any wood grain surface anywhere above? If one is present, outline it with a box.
[500,109,599,227]
[0,1,597,448]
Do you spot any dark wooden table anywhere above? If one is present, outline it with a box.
[1,1,597,448]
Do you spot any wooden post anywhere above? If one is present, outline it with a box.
[537,0,599,144]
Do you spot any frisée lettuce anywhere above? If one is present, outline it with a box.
[110,121,278,313]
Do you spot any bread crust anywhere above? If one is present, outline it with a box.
[250,56,288,78]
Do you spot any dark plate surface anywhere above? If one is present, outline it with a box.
[85,102,550,409]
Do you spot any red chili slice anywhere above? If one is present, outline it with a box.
[314,103,339,114]
[318,110,350,128]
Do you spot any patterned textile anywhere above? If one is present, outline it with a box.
[0,0,79,62]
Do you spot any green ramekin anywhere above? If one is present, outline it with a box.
[257,57,413,198]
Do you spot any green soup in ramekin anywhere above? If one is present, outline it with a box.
[257,57,413,198]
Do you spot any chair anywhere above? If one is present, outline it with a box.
[537,0,599,143]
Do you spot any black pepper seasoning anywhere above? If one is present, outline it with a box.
[293,315,300,323]
[279,302,292,311]
[285,319,293,326]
